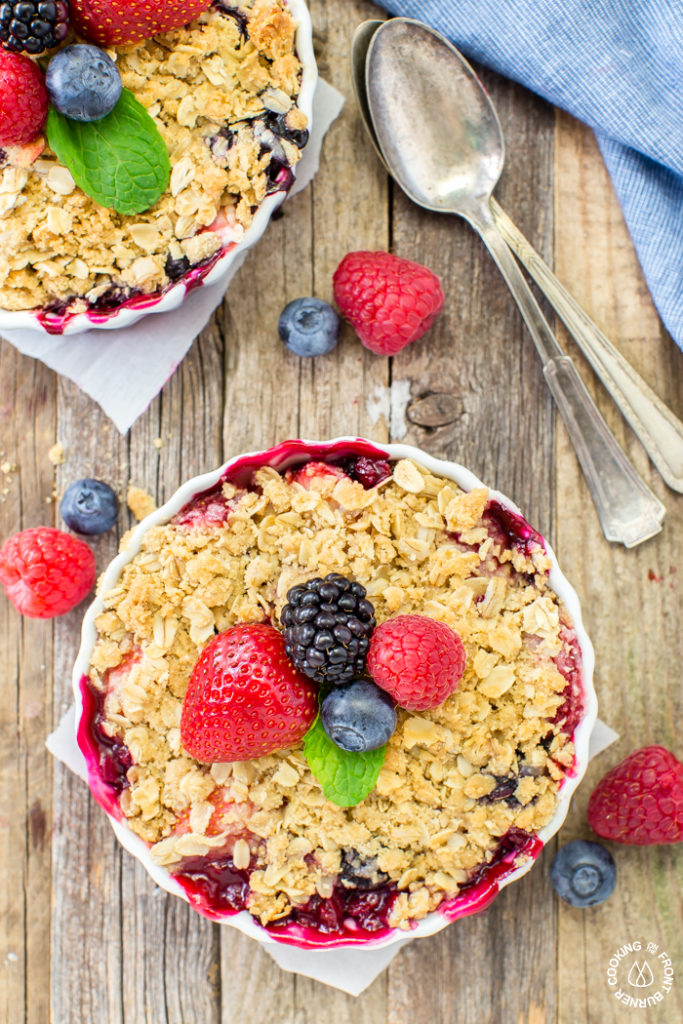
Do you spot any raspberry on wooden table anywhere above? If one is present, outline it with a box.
[367,614,466,711]
[0,49,48,146]
[587,745,683,845]
[180,624,318,763]
[0,527,96,618]
[332,250,445,356]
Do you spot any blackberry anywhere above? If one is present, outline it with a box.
[281,573,375,686]
[0,1,70,55]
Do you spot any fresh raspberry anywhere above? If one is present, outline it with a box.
[0,527,96,618]
[587,746,683,845]
[69,0,212,46]
[0,51,48,146]
[366,614,466,711]
[332,251,445,356]
[180,624,318,762]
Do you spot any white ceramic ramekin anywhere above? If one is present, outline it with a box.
[0,0,317,336]
[73,437,597,950]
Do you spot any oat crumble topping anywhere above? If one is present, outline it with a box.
[85,456,580,930]
[0,0,307,314]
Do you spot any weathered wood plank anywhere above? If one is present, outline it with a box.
[553,111,683,1024]
[0,345,55,1024]
[50,380,128,1024]
[386,70,558,1024]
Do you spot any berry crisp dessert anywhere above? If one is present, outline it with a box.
[76,439,592,948]
[0,0,311,329]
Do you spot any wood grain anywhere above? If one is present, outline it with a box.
[553,111,683,1024]
[0,5,681,1023]
[0,347,55,1024]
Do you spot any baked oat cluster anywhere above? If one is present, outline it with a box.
[83,453,583,936]
[0,0,307,316]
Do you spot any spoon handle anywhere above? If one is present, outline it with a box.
[491,198,683,493]
[469,204,665,547]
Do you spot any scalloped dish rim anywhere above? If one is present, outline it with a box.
[72,437,597,951]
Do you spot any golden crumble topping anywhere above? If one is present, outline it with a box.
[86,457,580,930]
[0,0,307,314]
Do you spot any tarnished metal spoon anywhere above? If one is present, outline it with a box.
[352,21,683,497]
[358,17,667,547]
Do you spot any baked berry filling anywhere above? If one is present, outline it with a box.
[341,455,393,489]
[483,501,546,558]
[80,675,133,794]
[172,483,240,528]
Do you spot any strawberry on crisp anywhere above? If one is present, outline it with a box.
[69,0,213,46]
[180,624,318,762]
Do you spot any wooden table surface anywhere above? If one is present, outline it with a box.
[1,3,681,1022]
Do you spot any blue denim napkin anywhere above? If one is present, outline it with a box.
[377,0,683,350]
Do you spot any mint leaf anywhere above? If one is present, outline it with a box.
[46,89,171,216]
[303,716,386,808]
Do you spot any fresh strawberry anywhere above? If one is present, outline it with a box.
[332,250,445,356]
[69,0,212,46]
[180,623,317,763]
[366,614,466,711]
[0,527,96,618]
[587,746,683,845]
[0,51,48,147]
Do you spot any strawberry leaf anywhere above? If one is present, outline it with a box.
[46,88,170,215]
[303,715,386,807]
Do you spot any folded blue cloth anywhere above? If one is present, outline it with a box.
[377,0,683,350]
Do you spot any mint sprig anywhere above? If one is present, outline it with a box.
[46,89,171,216]
[303,715,386,808]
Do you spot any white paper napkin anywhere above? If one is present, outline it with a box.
[46,707,618,996]
[0,80,345,434]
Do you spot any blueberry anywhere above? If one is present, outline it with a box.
[46,45,122,122]
[61,479,119,535]
[550,840,616,908]
[321,678,396,753]
[278,298,340,357]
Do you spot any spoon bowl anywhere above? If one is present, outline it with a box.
[366,20,504,216]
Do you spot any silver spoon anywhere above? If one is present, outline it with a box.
[360,17,666,547]
[353,21,683,497]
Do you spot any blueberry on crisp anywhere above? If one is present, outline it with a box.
[278,297,340,357]
[321,678,396,753]
[61,478,119,535]
[550,840,616,907]
[46,44,122,122]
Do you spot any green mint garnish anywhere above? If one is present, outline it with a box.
[46,89,171,216]
[303,715,386,808]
